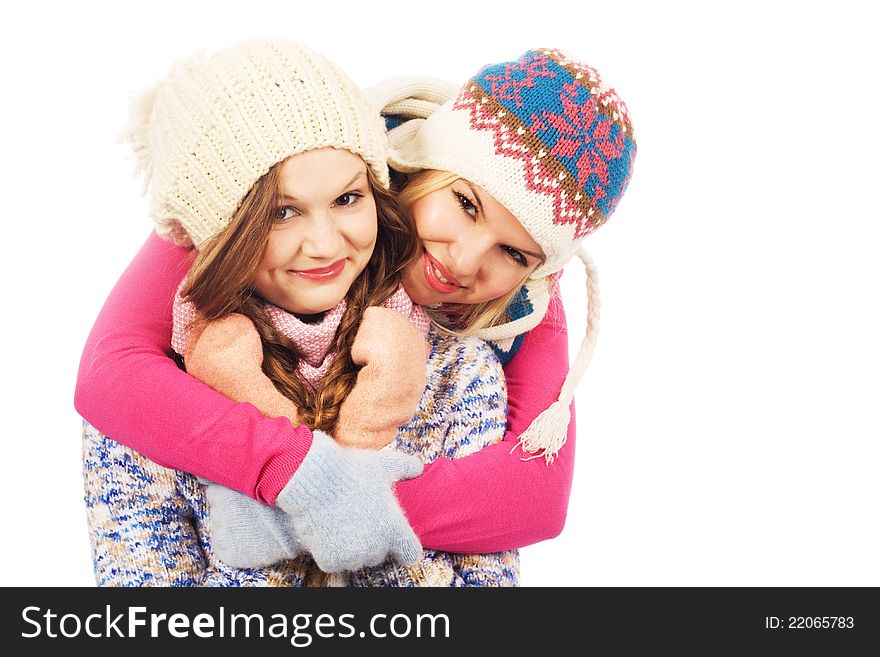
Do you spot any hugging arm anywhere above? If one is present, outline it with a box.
[75,231,422,572]
[74,231,311,505]
[395,293,576,553]
[75,231,572,558]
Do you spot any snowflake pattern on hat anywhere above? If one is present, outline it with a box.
[453,49,636,239]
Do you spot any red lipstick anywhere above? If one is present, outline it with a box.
[422,252,461,293]
[291,259,346,281]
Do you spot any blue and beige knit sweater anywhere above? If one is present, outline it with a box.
[82,328,518,587]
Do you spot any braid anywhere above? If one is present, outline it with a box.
[311,281,364,432]
[239,296,317,428]
[311,171,415,433]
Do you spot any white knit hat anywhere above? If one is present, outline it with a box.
[369,49,636,462]
[122,39,389,248]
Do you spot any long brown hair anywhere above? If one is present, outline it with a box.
[182,158,417,434]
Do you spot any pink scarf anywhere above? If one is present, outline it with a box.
[172,284,429,389]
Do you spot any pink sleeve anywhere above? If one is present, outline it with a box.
[75,231,575,549]
[74,231,313,504]
[394,293,575,553]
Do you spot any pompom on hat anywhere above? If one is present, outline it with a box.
[369,49,637,462]
[121,39,390,248]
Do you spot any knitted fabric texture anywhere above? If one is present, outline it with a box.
[82,328,516,587]
[171,285,430,388]
[121,39,389,248]
[328,330,516,587]
[382,48,636,279]
[82,421,319,587]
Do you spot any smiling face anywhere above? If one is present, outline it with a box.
[253,148,378,316]
[400,175,545,306]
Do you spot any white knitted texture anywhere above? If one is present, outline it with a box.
[125,40,389,248]
[389,104,580,278]
[515,247,600,462]
[366,75,459,117]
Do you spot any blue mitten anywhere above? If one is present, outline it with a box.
[276,430,424,573]
[205,482,303,568]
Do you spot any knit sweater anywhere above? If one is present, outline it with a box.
[82,328,516,586]
[74,231,575,552]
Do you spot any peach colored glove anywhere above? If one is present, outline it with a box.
[335,307,429,450]
[185,313,301,426]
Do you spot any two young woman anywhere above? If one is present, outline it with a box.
[75,40,636,585]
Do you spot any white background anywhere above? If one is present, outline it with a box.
[1,1,877,587]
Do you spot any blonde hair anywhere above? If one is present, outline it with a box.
[397,169,531,337]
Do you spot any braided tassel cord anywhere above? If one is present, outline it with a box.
[515,247,601,463]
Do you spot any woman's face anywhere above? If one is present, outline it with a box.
[401,178,545,305]
[254,149,377,317]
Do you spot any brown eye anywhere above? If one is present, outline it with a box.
[335,192,362,207]
[275,206,297,222]
[454,191,477,217]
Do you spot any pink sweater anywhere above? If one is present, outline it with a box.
[74,231,576,553]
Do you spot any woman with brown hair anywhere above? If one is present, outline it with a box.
[82,37,516,586]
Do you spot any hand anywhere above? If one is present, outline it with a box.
[186,313,264,379]
[205,482,303,569]
[335,308,429,449]
[276,430,424,572]
[185,313,302,424]
[348,306,430,368]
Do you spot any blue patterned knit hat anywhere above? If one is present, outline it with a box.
[379,48,636,279]
[369,49,636,462]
